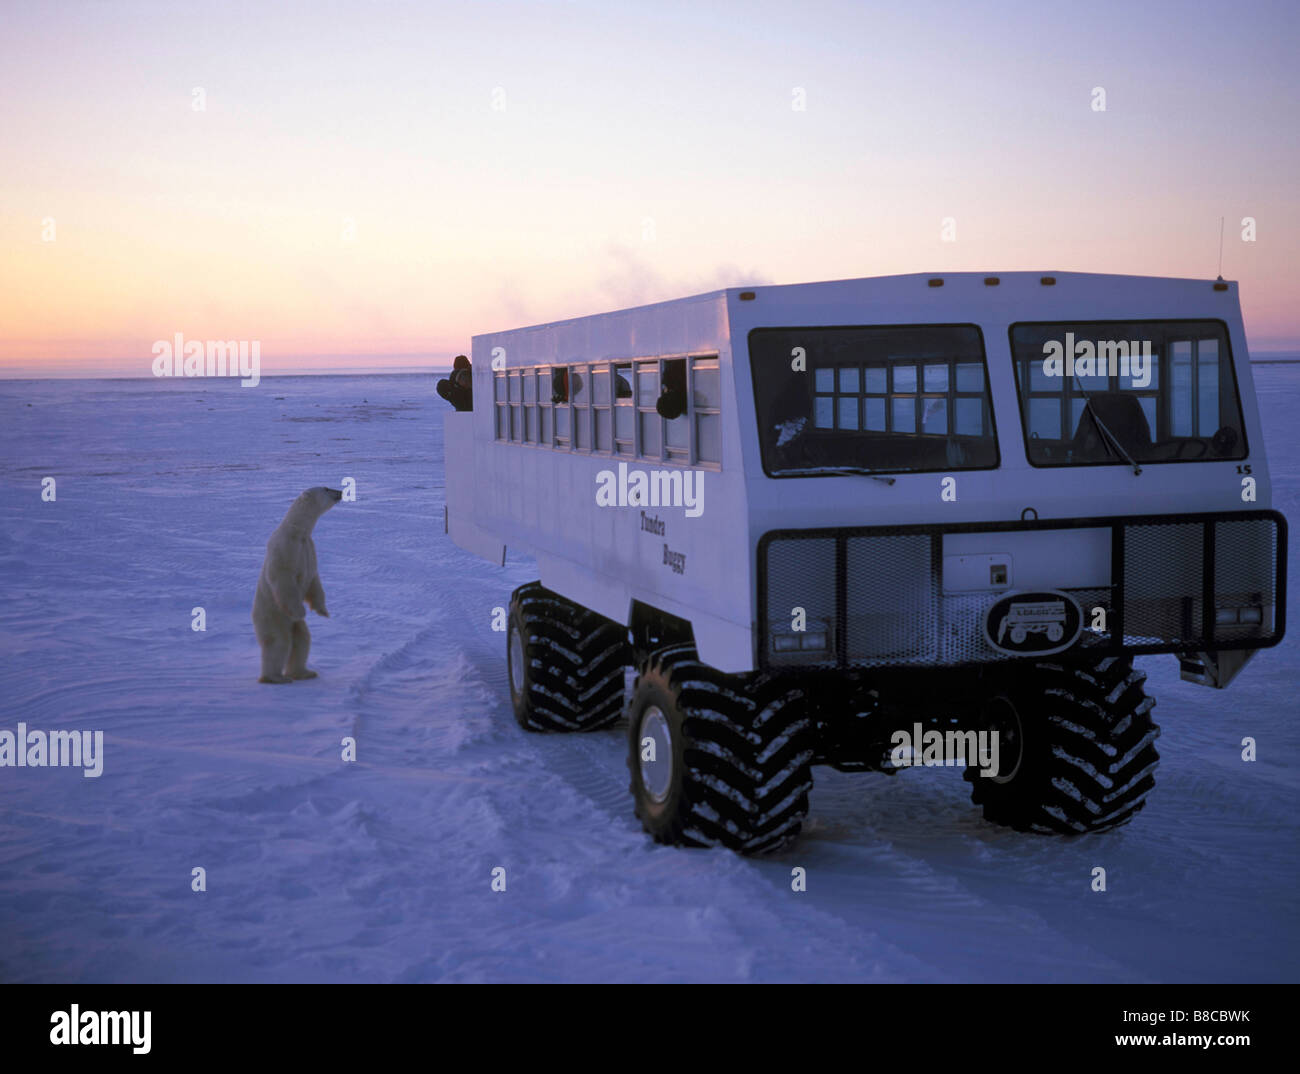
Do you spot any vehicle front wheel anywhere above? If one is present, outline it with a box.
[626,645,815,854]
[965,656,1160,833]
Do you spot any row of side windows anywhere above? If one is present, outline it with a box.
[492,355,722,468]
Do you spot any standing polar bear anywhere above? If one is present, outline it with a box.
[252,486,343,683]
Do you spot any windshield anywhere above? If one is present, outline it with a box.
[1009,320,1247,466]
[749,325,999,476]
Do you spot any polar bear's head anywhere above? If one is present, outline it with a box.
[282,486,344,530]
[303,485,344,509]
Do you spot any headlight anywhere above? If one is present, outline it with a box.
[1215,605,1264,625]
[770,628,831,653]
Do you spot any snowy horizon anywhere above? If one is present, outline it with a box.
[4,353,1299,383]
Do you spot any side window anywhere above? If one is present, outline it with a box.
[492,354,721,467]
[508,369,522,442]
[614,362,634,454]
[553,366,571,448]
[664,358,690,463]
[494,370,508,440]
[636,360,662,459]
[538,367,553,445]
[523,368,537,443]
[592,366,612,452]
[691,356,721,466]
[572,364,589,451]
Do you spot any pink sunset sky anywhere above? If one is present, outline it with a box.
[1,0,1297,377]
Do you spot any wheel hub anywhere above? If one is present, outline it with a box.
[981,694,1024,784]
[638,706,674,803]
[508,621,525,698]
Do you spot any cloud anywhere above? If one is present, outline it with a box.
[592,242,774,311]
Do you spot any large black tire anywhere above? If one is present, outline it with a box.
[507,582,629,732]
[964,656,1160,834]
[626,644,815,854]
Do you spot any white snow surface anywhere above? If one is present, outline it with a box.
[0,370,1296,983]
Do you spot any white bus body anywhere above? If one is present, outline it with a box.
[445,271,1284,677]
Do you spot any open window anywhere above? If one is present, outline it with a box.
[493,355,720,467]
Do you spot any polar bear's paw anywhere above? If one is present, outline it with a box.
[290,668,319,680]
[259,673,294,684]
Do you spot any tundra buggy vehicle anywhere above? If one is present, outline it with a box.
[443,271,1286,854]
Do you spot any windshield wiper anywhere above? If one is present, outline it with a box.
[772,465,896,485]
[1072,376,1142,476]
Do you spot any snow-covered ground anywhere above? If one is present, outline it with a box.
[0,368,1296,983]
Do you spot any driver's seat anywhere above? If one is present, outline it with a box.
[1071,392,1151,456]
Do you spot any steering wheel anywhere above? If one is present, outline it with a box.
[1211,425,1239,456]
[1172,437,1210,460]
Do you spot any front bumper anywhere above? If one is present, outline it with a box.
[758,510,1287,670]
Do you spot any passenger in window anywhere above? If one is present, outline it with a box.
[437,354,473,411]
[656,359,688,419]
[552,367,569,403]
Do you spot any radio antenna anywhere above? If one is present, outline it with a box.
[1217,215,1225,279]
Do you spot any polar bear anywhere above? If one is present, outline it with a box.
[252,486,342,683]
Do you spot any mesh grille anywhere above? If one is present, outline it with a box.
[844,535,935,663]
[1214,517,1280,643]
[1123,523,1203,646]
[759,512,1284,670]
[763,537,837,668]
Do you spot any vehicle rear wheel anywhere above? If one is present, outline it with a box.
[965,656,1160,833]
[626,645,815,854]
[507,582,629,732]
